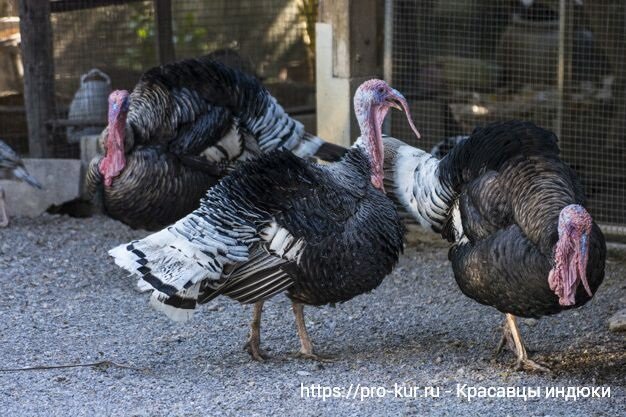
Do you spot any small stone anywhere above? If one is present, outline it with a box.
[296,371,311,376]
[523,318,538,327]
[434,356,443,364]
[608,309,626,332]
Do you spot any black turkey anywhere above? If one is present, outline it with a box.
[86,54,346,230]
[0,140,42,227]
[430,135,467,159]
[109,79,419,361]
[383,121,606,371]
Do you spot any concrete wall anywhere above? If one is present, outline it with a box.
[316,23,352,147]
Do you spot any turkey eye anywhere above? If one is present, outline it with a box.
[377,87,385,94]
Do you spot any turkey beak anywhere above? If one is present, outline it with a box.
[387,89,421,140]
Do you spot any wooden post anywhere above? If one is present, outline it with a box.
[154,0,175,64]
[18,0,56,157]
[316,0,383,146]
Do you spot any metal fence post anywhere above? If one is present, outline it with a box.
[556,0,573,140]
[154,0,175,64]
[18,0,56,157]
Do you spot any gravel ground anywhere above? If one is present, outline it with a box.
[0,214,624,416]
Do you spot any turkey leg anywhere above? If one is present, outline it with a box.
[0,187,8,227]
[496,313,550,372]
[244,301,269,361]
[292,302,334,362]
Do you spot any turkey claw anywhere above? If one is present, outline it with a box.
[244,341,270,362]
[515,357,551,373]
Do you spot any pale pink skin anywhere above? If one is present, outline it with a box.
[548,204,594,306]
[354,80,420,191]
[100,90,130,187]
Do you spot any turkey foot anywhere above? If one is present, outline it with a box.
[244,301,269,361]
[292,302,335,363]
[0,187,8,228]
[495,314,550,373]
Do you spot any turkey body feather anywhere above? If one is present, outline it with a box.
[384,120,606,370]
[449,222,605,318]
[444,123,605,317]
[111,147,405,319]
[127,56,264,155]
[384,120,605,318]
[109,78,414,360]
[86,146,213,231]
[89,55,346,230]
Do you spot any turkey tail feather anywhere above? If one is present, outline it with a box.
[149,283,201,322]
[109,190,257,321]
[13,166,43,189]
[109,222,230,322]
[109,227,215,297]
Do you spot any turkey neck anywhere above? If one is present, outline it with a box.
[356,104,387,191]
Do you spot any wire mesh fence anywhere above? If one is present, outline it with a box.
[388,0,626,234]
[0,0,317,158]
[2,0,624,232]
[0,9,24,154]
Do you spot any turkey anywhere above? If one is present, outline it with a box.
[430,135,467,159]
[383,120,606,371]
[86,54,346,230]
[0,140,42,227]
[108,79,419,361]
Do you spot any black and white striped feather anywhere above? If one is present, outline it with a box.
[110,147,404,321]
[124,55,344,164]
[89,55,346,230]
[383,136,456,234]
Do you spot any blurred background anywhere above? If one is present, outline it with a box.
[0,0,624,233]
[0,0,318,155]
[389,0,625,234]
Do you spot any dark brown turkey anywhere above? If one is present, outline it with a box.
[86,54,345,230]
[109,79,419,361]
[383,121,606,371]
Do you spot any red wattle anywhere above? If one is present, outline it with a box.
[99,121,126,187]
[548,231,592,306]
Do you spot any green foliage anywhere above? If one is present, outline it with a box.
[173,12,211,56]
[119,4,212,70]
[121,3,156,71]
[297,0,317,54]
[297,0,318,82]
